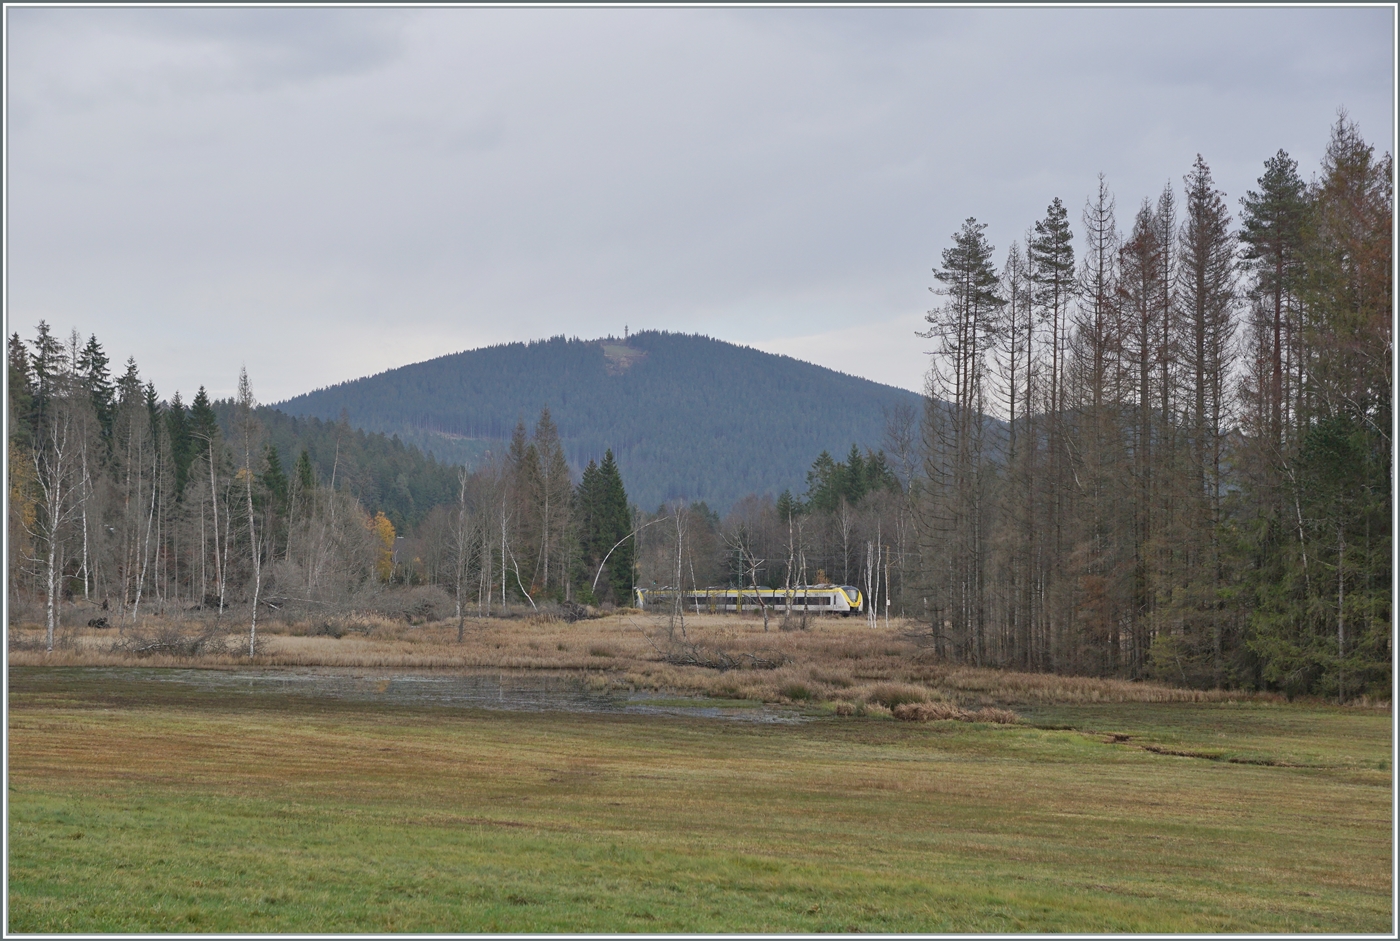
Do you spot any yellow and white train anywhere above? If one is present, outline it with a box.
[635,584,864,616]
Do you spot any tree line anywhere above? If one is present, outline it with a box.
[7,333,636,650]
[903,113,1389,698]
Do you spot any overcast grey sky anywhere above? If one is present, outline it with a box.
[6,5,1394,403]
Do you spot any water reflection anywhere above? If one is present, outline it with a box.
[100,667,809,724]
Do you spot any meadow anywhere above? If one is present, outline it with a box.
[6,613,1393,932]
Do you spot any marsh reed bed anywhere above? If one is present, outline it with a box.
[7,609,1299,721]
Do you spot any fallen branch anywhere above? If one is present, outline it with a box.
[111,624,242,659]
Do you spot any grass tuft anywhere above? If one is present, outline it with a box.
[864,682,928,709]
[778,682,812,702]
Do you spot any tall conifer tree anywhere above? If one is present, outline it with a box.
[919,217,1003,664]
[1164,155,1237,684]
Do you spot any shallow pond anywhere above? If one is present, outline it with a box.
[67,667,811,724]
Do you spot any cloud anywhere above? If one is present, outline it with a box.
[6,7,1392,401]
[8,7,408,115]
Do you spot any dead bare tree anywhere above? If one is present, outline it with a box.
[235,368,264,657]
[28,374,83,652]
[722,517,771,632]
[451,467,473,641]
[669,502,688,641]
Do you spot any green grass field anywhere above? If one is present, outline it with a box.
[7,667,1392,933]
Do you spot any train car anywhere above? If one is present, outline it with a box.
[634,584,863,616]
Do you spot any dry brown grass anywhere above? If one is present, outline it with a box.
[7,611,1299,713]
[893,702,1019,724]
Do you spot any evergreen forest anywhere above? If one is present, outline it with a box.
[273,330,922,512]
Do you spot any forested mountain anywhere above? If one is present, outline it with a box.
[274,331,923,512]
[210,403,459,533]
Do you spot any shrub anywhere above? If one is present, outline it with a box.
[779,682,812,701]
[893,702,962,722]
[865,682,928,709]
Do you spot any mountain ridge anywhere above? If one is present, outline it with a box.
[274,330,923,511]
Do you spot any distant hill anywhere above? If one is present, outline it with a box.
[274,331,924,512]
[212,401,459,534]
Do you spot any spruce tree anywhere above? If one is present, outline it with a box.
[1299,114,1391,427]
[8,332,34,446]
[295,448,316,492]
[843,444,867,504]
[574,457,604,597]
[775,489,800,522]
[143,381,162,442]
[598,449,634,603]
[1165,154,1236,685]
[190,387,219,454]
[1239,150,1308,450]
[1233,151,1310,691]
[165,392,193,498]
[1029,199,1076,417]
[263,445,289,512]
[804,451,838,512]
[29,321,65,435]
[77,334,115,443]
[1117,198,1166,676]
[863,450,899,495]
